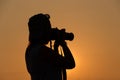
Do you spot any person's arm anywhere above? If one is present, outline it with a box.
[54,40,75,69]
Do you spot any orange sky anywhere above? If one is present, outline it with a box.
[0,0,120,80]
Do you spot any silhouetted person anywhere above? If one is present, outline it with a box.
[25,13,75,80]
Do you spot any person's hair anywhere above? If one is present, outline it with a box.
[28,13,51,44]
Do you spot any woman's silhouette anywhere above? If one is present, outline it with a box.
[25,13,75,80]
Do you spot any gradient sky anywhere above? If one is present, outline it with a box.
[0,0,120,80]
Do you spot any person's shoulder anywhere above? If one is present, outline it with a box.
[41,45,53,52]
[27,43,54,53]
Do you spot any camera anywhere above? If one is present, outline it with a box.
[50,28,74,41]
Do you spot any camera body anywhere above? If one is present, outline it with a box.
[50,28,74,41]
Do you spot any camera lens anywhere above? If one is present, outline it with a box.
[50,28,74,41]
[65,33,74,41]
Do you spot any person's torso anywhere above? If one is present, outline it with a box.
[25,44,62,80]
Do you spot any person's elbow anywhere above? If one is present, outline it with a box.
[69,62,76,69]
[65,61,76,69]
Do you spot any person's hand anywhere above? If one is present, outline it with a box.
[54,40,67,54]
[54,29,67,49]
[54,40,67,48]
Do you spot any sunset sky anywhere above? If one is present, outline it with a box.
[0,0,120,80]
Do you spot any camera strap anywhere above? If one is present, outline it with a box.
[50,41,67,80]
[50,40,52,49]
[60,48,67,80]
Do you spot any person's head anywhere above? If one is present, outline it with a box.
[28,13,51,44]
